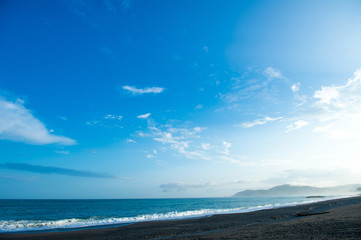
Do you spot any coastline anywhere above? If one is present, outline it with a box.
[1,195,361,239]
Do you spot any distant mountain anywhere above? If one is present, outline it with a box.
[233,184,361,197]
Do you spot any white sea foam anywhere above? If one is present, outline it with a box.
[0,198,336,233]
[0,207,238,232]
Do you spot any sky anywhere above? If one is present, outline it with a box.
[1,0,361,199]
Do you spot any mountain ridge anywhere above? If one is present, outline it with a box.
[233,184,361,197]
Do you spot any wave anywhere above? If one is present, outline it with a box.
[0,209,231,232]
[0,199,326,233]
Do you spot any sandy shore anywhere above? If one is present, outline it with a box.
[1,196,361,240]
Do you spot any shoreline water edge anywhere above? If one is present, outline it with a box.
[1,195,361,239]
[0,195,347,234]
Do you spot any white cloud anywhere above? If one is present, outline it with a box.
[193,126,204,132]
[311,69,361,139]
[236,116,282,128]
[122,86,164,95]
[0,98,76,145]
[104,114,122,120]
[291,82,301,92]
[85,120,101,126]
[314,86,340,105]
[145,121,210,160]
[86,114,122,128]
[286,120,309,133]
[137,113,151,119]
[160,182,213,192]
[201,143,211,150]
[126,138,136,143]
[314,70,361,108]
[264,67,285,79]
[133,120,248,165]
[220,68,289,107]
[58,116,68,121]
[146,154,155,159]
[222,141,232,155]
[138,132,147,137]
[55,150,70,155]
[313,114,361,140]
[153,131,208,160]
[153,132,175,144]
[223,141,232,149]
[292,82,307,106]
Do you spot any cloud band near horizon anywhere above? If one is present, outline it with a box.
[0,163,120,179]
[122,86,165,95]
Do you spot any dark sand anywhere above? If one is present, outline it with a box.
[1,196,361,240]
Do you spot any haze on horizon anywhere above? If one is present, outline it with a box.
[1,0,361,199]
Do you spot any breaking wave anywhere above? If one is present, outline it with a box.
[0,198,326,233]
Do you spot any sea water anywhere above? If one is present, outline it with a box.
[0,196,334,233]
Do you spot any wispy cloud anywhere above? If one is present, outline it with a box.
[309,69,361,139]
[0,163,122,179]
[86,114,123,128]
[54,150,70,155]
[135,120,213,160]
[148,121,211,160]
[222,141,232,155]
[104,114,122,120]
[263,67,285,79]
[58,116,68,121]
[235,69,361,140]
[313,70,361,108]
[134,119,249,168]
[160,182,213,192]
[0,98,76,145]
[236,116,283,128]
[122,86,165,95]
[85,120,101,126]
[201,143,211,150]
[291,82,301,92]
[314,86,341,105]
[137,113,151,119]
[219,67,289,107]
[286,120,309,133]
[291,82,307,106]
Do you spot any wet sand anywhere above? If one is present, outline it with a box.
[1,196,361,240]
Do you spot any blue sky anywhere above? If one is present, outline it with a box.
[1,0,361,198]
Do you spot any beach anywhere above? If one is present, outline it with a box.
[1,196,360,240]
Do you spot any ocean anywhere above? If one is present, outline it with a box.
[0,196,333,233]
